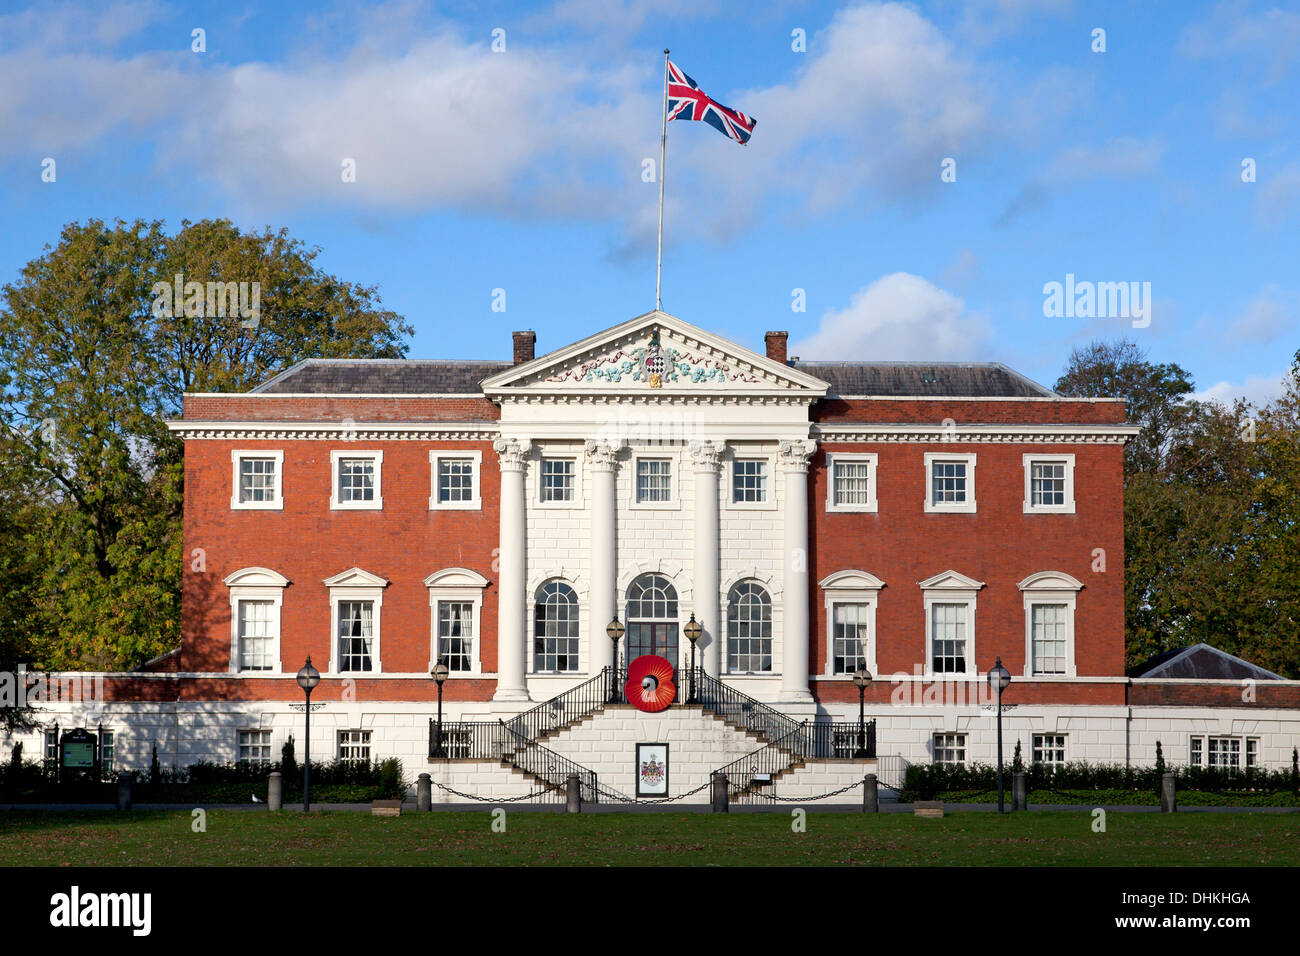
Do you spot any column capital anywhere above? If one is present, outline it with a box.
[583,439,623,470]
[687,439,726,471]
[778,438,817,472]
[493,437,532,470]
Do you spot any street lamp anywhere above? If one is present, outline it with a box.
[852,661,873,758]
[430,660,450,758]
[987,657,1012,813]
[295,656,320,813]
[683,614,703,703]
[606,616,625,703]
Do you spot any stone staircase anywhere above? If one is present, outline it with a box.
[427,666,877,803]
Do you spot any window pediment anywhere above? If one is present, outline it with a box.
[223,567,290,588]
[423,567,490,590]
[918,570,985,592]
[819,570,885,591]
[1018,571,1084,592]
[323,567,389,589]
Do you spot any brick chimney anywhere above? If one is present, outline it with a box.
[512,330,536,365]
[765,331,789,365]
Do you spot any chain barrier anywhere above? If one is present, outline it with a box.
[428,778,558,803]
[737,779,867,803]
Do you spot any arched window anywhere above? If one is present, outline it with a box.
[534,581,579,673]
[727,582,772,673]
[625,574,679,666]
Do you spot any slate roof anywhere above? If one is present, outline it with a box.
[250,357,1058,398]
[790,361,1056,398]
[252,359,512,394]
[1128,643,1285,680]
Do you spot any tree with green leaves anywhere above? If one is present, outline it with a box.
[1058,340,1300,676]
[0,218,413,671]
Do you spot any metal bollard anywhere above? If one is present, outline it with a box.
[115,773,132,811]
[566,774,582,813]
[1160,772,1176,813]
[711,771,729,813]
[417,772,432,812]
[1012,772,1027,812]
[862,773,879,813]
[268,771,283,811]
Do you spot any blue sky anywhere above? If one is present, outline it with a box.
[1,0,1296,402]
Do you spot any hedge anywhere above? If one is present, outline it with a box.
[0,756,408,804]
[900,760,1300,802]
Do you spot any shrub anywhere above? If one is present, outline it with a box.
[377,758,406,800]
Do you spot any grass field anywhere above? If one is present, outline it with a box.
[2,809,1299,866]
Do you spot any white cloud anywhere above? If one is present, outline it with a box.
[0,1,995,241]
[791,272,992,360]
[1194,371,1288,408]
[1179,0,1300,84]
[1047,137,1164,182]
[1227,284,1298,344]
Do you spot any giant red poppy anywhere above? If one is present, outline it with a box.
[625,655,676,712]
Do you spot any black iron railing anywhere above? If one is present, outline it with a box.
[505,666,621,743]
[715,724,807,798]
[808,720,877,759]
[692,668,810,750]
[499,720,599,803]
[429,721,508,760]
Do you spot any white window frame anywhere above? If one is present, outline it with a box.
[237,728,273,764]
[933,732,967,765]
[924,452,977,514]
[531,578,583,674]
[324,567,388,674]
[338,729,372,763]
[330,450,384,511]
[1018,571,1083,678]
[818,570,884,677]
[825,453,879,513]
[222,567,289,675]
[429,450,482,511]
[1188,735,1259,769]
[424,568,489,675]
[630,453,680,510]
[1032,733,1067,766]
[728,455,776,511]
[919,570,984,678]
[534,453,584,509]
[230,450,284,510]
[1022,453,1076,514]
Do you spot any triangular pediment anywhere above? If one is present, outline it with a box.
[482,311,828,395]
[323,567,389,588]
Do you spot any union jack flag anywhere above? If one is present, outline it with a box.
[666,61,757,145]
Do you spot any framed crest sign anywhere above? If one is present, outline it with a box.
[636,743,669,797]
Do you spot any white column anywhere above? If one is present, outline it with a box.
[492,438,531,702]
[779,439,816,703]
[689,440,724,677]
[585,440,621,675]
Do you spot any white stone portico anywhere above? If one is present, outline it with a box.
[482,310,828,704]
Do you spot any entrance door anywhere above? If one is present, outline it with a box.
[625,573,680,670]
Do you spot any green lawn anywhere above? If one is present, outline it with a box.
[2,809,1298,865]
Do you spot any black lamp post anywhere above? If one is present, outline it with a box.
[606,616,625,702]
[988,657,1012,813]
[295,656,320,813]
[852,661,873,757]
[431,660,449,758]
[683,614,703,703]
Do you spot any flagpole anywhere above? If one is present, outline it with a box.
[655,48,669,312]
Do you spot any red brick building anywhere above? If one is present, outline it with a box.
[8,312,1298,800]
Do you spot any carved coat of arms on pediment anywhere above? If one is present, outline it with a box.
[544,328,761,386]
